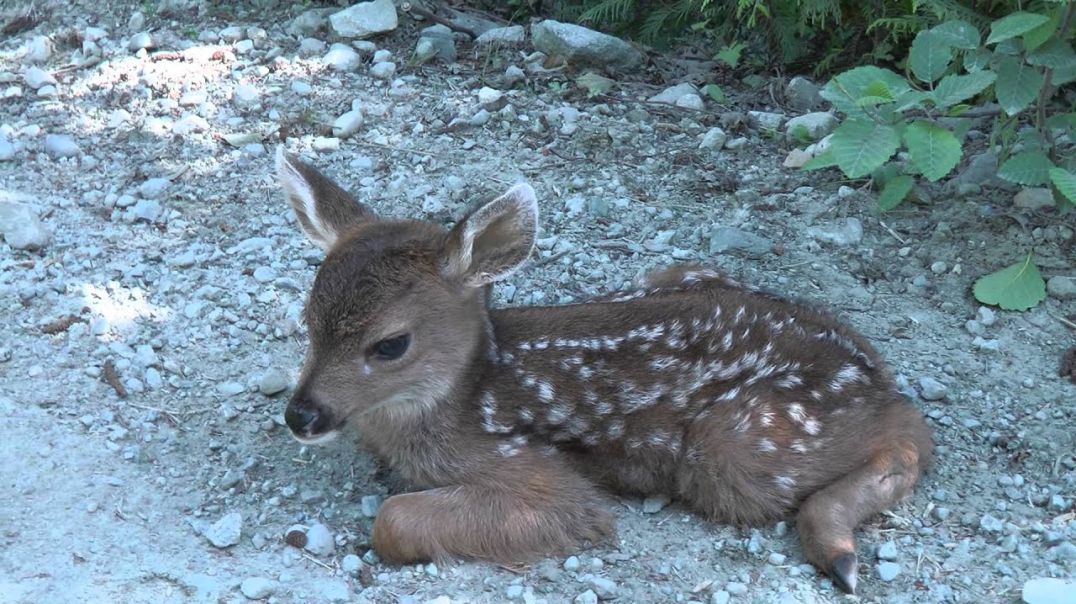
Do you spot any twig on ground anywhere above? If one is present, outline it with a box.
[402,1,478,39]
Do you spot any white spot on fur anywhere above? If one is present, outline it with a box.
[803,418,822,436]
[774,475,796,490]
[536,380,555,403]
[757,438,777,452]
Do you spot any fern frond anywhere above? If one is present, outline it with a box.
[577,0,637,27]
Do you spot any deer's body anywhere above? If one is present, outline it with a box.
[274,150,932,594]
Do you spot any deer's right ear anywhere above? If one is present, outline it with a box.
[276,147,376,250]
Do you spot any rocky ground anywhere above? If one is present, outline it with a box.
[1,1,1074,603]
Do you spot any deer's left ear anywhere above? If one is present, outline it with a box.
[441,183,539,287]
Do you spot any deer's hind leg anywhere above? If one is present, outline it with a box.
[796,421,930,594]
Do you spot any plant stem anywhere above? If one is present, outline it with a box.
[1037,1,1076,163]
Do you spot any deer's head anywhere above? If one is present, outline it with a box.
[276,149,539,443]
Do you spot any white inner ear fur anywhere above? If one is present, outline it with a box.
[275,147,334,250]
[457,183,538,286]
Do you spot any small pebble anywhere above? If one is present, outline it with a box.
[575,590,599,604]
[341,554,362,575]
[918,376,948,401]
[563,556,580,572]
[240,577,277,600]
[877,562,901,582]
[44,134,80,158]
[642,495,670,514]
[361,495,382,518]
[204,512,242,548]
[258,370,289,396]
[588,576,617,599]
[370,61,396,80]
[304,522,334,556]
[711,591,731,604]
[877,541,899,561]
[725,582,747,595]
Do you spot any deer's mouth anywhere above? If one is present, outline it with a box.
[290,429,341,446]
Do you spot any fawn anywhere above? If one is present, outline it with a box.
[275,148,932,594]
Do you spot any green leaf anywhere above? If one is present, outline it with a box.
[903,121,962,182]
[1046,112,1076,133]
[1027,39,1076,69]
[1049,168,1076,205]
[986,12,1050,45]
[802,149,838,171]
[575,72,615,97]
[822,66,910,117]
[998,151,1054,186]
[995,57,1042,115]
[973,253,1047,311]
[702,83,726,103]
[963,48,992,72]
[877,174,914,211]
[829,119,900,178]
[894,90,932,112]
[932,71,996,107]
[1023,10,1059,52]
[931,20,980,49]
[1053,62,1076,86]
[715,42,746,68]
[908,30,953,83]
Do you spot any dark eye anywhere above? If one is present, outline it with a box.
[371,334,410,360]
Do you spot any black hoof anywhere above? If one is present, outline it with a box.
[829,552,858,594]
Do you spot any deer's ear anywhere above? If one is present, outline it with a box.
[441,183,539,287]
[276,147,376,250]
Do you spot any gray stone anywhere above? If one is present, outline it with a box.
[768,552,787,565]
[506,584,525,600]
[288,9,330,37]
[1022,578,1076,604]
[128,31,154,51]
[676,94,704,110]
[172,114,209,136]
[951,151,998,189]
[725,582,748,595]
[361,495,382,517]
[785,112,837,140]
[649,83,697,105]
[641,495,670,514]
[505,65,525,86]
[748,110,786,131]
[699,127,727,150]
[709,227,773,257]
[205,512,242,548]
[531,20,643,71]
[711,591,731,604]
[318,580,351,603]
[234,40,254,54]
[332,109,364,138]
[217,381,245,396]
[0,200,50,250]
[0,138,15,161]
[785,76,823,111]
[179,89,207,107]
[807,217,862,246]
[341,554,362,575]
[258,370,289,396]
[877,541,899,560]
[24,36,53,64]
[304,522,334,556]
[1047,276,1076,300]
[918,376,948,401]
[418,24,457,63]
[219,26,244,42]
[477,25,525,45]
[587,576,617,599]
[979,513,1004,532]
[323,43,362,71]
[233,84,260,106]
[330,0,398,39]
[23,66,55,90]
[1014,187,1055,210]
[44,134,80,158]
[298,38,327,57]
[977,306,997,326]
[240,577,277,600]
[139,177,171,199]
[370,61,396,80]
[291,80,313,96]
[414,38,437,63]
[130,199,162,222]
[575,590,599,604]
[876,562,901,582]
[373,49,392,63]
[1049,541,1076,561]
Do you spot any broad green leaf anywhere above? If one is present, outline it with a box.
[998,151,1054,186]
[1027,39,1076,69]
[822,66,910,117]
[862,80,895,100]
[856,95,895,107]
[801,148,838,171]
[986,12,1050,45]
[932,71,996,107]
[1046,112,1076,133]
[575,72,615,97]
[877,174,914,211]
[1023,10,1059,51]
[829,119,900,178]
[931,20,980,49]
[1049,168,1076,205]
[963,48,992,72]
[715,42,745,68]
[894,90,932,112]
[1053,62,1076,85]
[908,30,953,83]
[703,83,727,103]
[973,253,1046,311]
[993,38,1023,55]
[995,57,1042,115]
[903,121,962,182]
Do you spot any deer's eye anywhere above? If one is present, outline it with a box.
[371,334,410,360]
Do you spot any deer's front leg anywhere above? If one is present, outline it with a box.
[371,451,614,565]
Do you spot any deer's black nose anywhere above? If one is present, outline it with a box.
[285,396,331,436]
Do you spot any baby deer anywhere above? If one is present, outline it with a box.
[275,149,932,594]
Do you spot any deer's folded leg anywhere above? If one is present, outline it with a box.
[371,450,615,565]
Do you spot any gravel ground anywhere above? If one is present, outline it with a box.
[1,1,1074,603]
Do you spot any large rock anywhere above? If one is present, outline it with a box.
[0,198,51,250]
[1022,578,1076,604]
[785,112,837,140]
[417,24,457,63]
[531,20,643,71]
[330,0,398,39]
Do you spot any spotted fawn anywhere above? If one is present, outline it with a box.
[275,149,932,594]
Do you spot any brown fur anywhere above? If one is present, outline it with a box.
[273,150,933,593]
